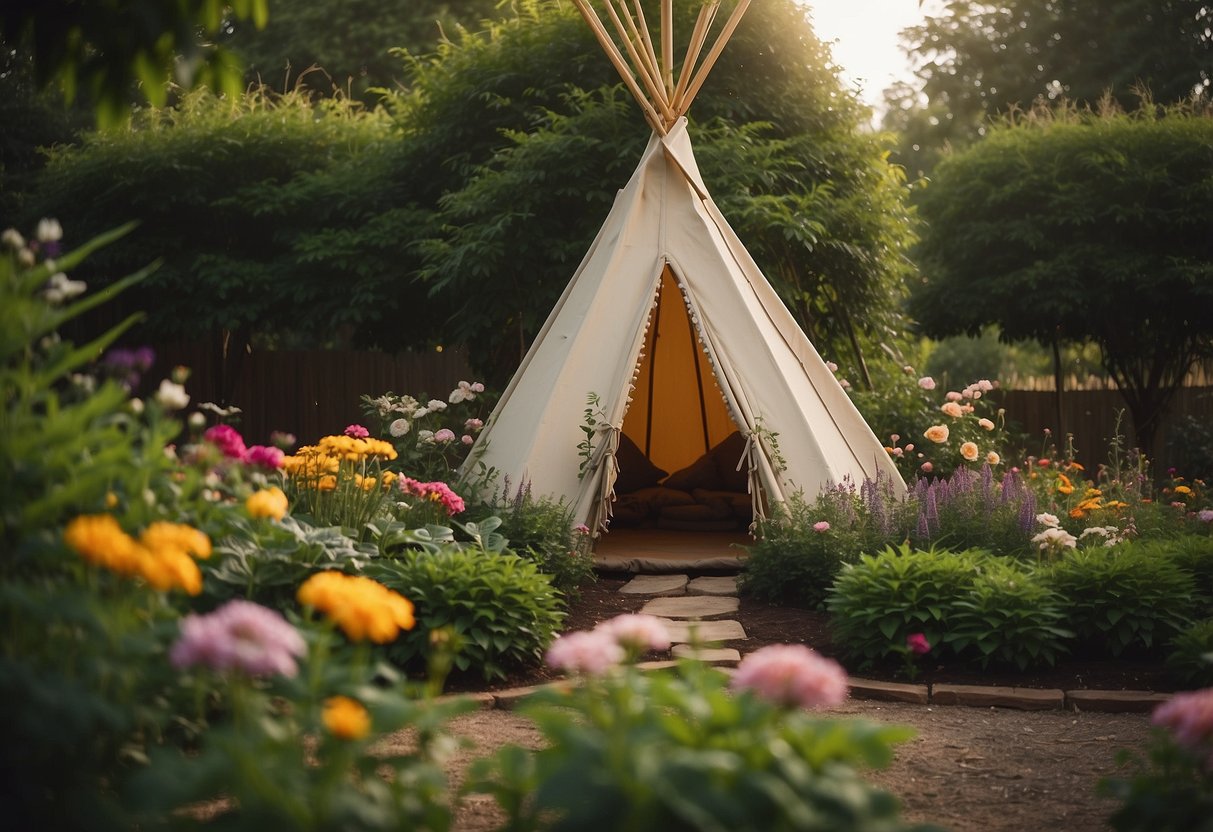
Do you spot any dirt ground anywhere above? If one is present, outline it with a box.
[375,700,1153,832]
[416,575,1167,831]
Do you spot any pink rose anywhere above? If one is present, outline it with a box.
[917,376,936,390]
[461,434,474,445]
[433,428,456,443]
[813,521,830,533]
[906,633,931,655]
[244,444,285,469]
[204,424,247,460]
[545,630,624,676]
[921,461,934,473]
[596,614,671,653]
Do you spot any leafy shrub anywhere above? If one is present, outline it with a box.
[1147,534,1213,611]
[1167,618,1213,687]
[827,545,983,666]
[1048,544,1199,657]
[742,485,903,609]
[467,479,595,594]
[366,547,565,682]
[945,558,1072,669]
[473,643,935,832]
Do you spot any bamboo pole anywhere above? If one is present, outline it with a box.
[661,0,674,93]
[611,0,662,95]
[671,1,718,114]
[572,0,668,134]
[602,0,674,122]
[679,0,752,114]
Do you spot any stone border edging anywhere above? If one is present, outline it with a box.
[446,675,1172,715]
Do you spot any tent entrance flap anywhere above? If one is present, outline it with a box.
[622,266,736,476]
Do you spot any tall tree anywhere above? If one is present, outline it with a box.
[224,0,509,98]
[910,102,1213,456]
[0,0,269,127]
[885,0,1212,178]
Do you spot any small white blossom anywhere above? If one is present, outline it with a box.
[36,218,63,243]
[389,418,411,437]
[1035,513,1060,528]
[426,399,447,411]
[129,398,145,414]
[1,228,25,250]
[188,412,207,430]
[412,407,429,419]
[154,379,190,411]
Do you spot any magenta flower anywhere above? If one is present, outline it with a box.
[906,633,931,655]
[204,424,247,460]
[545,630,624,676]
[596,614,671,653]
[344,424,369,438]
[169,600,307,677]
[812,521,830,533]
[398,477,465,516]
[244,444,285,470]
[730,644,848,709]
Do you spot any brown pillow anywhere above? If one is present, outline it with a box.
[613,433,668,494]
[662,452,722,492]
[627,486,697,508]
[709,431,750,492]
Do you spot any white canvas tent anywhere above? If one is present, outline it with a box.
[463,0,905,534]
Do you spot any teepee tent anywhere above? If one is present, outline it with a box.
[463,0,905,533]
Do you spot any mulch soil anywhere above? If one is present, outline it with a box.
[445,572,1179,694]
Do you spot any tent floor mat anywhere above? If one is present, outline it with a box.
[592,528,750,574]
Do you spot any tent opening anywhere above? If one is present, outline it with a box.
[622,266,737,475]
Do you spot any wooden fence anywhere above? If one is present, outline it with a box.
[998,386,1213,473]
[149,341,1213,474]
[149,342,474,444]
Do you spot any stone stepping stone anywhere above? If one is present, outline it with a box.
[686,575,739,596]
[640,595,739,620]
[618,574,688,596]
[659,618,747,643]
[671,645,742,666]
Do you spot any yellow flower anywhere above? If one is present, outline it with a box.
[317,475,337,492]
[924,425,950,444]
[1056,474,1075,496]
[323,696,371,740]
[1069,507,1086,519]
[986,451,1001,465]
[247,486,289,520]
[1174,485,1192,496]
[141,521,213,560]
[297,572,415,643]
[105,492,119,508]
[65,514,143,575]
[959,441,979,462]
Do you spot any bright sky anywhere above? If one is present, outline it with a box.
[800,0,942,112]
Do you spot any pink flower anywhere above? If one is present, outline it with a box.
[1153,689,1213,760]
[449,381,478,404]
[941,401,964,419]
[813,521,830,533]
[545,630,624,676]
[574,523,591,535]
[204,424,247,460]
[270,430,296,450]
[470,382,485,393]
[461,434,474,445]
[906,633,931,655]
[398,477,465,516]
[464,418,484,431]
[825,361,838,373]
[921,461,934,473]
[596,614,671,653]
[433,428,456,443]
[1199,509,1213,523]
[169,600,307,677]
[730,644,848,709]
[344,424,369,438]
[917,376,936,390]
[945,391,963,402]
[976,379,994,392]
[244,444,285,469]
[977,418,995,431]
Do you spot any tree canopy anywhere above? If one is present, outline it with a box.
[885,0,1212,178]
[223,0,509,99]
[910,102,1213,453]
[0,0,269,127]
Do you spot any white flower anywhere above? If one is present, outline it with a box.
[426,399,447,411]
[416,429,435,446]
[129,398,144,415]
[36,218,63,243]
[1035,513,1060,528]
[17,248,35,268]
[43,272,87,304]
[389,418,411,437]
[825,361,838,373]
[154,379,190,411]
[449,381,477,403]
[412,407,429,419]
[839,378,851,389]
[1,228,25,250]
[369,394,395,417]
[1032,527,1077,551]
[187,412,207,430]
[470,382,485,393]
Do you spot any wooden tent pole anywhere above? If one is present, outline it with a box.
[661,0,674,93]
[609,0,662,99]
[572,0,668,134]
[679,0,752,114]
[602,0,675,122]
[630,1,664,100]
[671,2,718,113]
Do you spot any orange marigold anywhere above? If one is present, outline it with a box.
[297,572,415,643]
